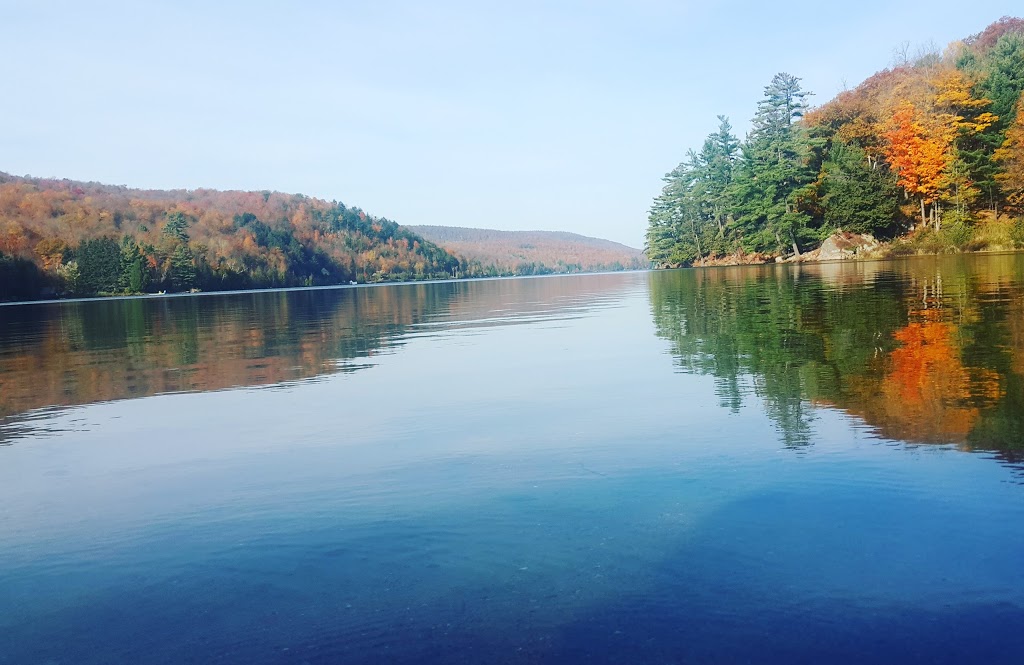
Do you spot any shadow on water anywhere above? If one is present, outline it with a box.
[648,255,1024,466]
[6,473,1022,665]
[542,463,1024,665]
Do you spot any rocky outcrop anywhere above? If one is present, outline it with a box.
[693,249,771,267]
[790,231,884,263]
[687,232,887,268]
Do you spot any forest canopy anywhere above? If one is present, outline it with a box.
[646,17,1024,267]
[0,174,468,300]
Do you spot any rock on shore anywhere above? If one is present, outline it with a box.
[789,231,883,263]
[689,231,885,267]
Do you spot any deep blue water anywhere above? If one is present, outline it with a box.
[2,259,1024,663]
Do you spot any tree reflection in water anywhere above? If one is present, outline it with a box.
[648,255,1024,460]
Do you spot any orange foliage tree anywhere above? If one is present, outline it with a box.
[883,102,951,228]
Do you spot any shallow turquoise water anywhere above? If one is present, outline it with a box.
[2,259,1024,663]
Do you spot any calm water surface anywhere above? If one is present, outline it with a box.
[2,256,1024,663]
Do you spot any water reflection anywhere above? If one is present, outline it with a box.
[6,258,1024,459]
[4,264,1024,663]
[648,254,1024,458]
[0,275,633,428]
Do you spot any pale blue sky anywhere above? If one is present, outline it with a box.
[1,1,1018,247]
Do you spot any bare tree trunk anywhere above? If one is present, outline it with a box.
[690,217,703,261]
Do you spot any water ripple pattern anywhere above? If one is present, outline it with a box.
[2,259,1024,663]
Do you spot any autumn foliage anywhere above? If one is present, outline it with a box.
[649,17,1024,267]
[995,98,1024,207]
[810,24,1016,227]
[0,173,466,299]
[882,103,952,225]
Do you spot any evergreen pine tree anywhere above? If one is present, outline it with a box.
[731,73,817,256]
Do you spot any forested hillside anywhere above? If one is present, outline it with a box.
[0,174,463,300]
[408,225,647,275]
[647,17,1024,266]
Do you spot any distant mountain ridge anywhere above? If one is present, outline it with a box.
[408,225,647,275]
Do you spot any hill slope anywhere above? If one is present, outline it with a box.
[408,225,647,275]
[0,173,462,300]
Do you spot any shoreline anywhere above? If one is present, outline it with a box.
[680,229,1024,269]
[0,269,649,307]
[685,247,1024,269]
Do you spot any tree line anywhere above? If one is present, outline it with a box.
[647,17,1024,266]
[0,173,649,302]
[0,175,467,300]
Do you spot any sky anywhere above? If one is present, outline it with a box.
[1,1,1020,247]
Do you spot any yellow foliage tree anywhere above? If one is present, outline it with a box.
[994,98,1024,210]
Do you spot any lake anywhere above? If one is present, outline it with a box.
[2,256,1024,664]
